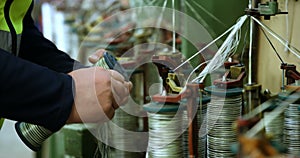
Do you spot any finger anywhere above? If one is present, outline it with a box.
[106,107,115,120]
[109,70,125,83]
[111,78,130,108]
[119,95,129,106]
[88,49,106,64]
[112,81,132,107]
[126,81,133,91]
[97,95,116,121]
[112,97,119,110]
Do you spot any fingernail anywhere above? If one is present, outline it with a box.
[89,54,99,60]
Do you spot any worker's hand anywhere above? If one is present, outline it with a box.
[88,49,106,64]
[66,67,132,124]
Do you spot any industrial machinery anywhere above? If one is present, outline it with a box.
[204,64,245,157]
[10,0,300,158]
[245,0,288,20]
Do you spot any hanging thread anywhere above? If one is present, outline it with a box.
[192,15,247,83]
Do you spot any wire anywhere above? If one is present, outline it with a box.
[192,15,248,83]
[186,60,211,85]
[156,0,168,28]
[240,19,249,65]
[147,111,184,157]
[173,25,235,71]
[144,0,167,52]
[252,16,300,59]
[184,0,218,38]
[190,0,227,28]
[260,27,285,64]
[144,0,156,6]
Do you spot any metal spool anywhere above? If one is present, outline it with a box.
[198,96,210,158]
[15,122,52,151]
[108,105,141,158]
[263,108,284,143]
[182,95,210,158]
[263,94,285,143]
[144,102,184,158]
[182,109,189,158]
[283,103,300,156]
[205,86,243,158]
[97,62,144,158]
[279,92,300,156]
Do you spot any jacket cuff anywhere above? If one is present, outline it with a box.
[47,74,74,132]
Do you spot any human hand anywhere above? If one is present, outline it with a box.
[66,67,132,124]
[88,49,106,64]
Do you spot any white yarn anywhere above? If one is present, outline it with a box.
[192,15,248,83]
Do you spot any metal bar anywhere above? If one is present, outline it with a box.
[248,0,255,85]
[172,0,176,53]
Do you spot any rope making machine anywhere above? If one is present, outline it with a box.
[11,0,300,158]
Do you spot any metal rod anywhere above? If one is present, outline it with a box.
[248,0,252,9]
[248,0,255,85]
[172,0,176,53]
[248,92,252,113]
[187,86,199,158]
[282,69,285,91]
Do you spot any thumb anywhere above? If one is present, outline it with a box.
[88,49,106,64]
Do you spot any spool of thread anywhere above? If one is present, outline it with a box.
[144,102,185,158]
[263,109,284,143]
[283,103,300,156]
[15,122,52,151]
[103,100,141,157]
[198,95,210,158]
[205,86,243,158]
[182,95,210,158]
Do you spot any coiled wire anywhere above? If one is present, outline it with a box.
[283,103,300,156]
[182,99,208,158]
[107,106,140,157]
[94,56,111,69]
[182,110,189,158]
[206,94,242,158]
[147,110,183,158]
[264,111,284,143]
[15,122,52,151]
[199,101,208,158]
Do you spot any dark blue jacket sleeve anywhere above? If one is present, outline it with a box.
[0,50,74,132]
[18,3,84,73]
[0,2,84,132]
